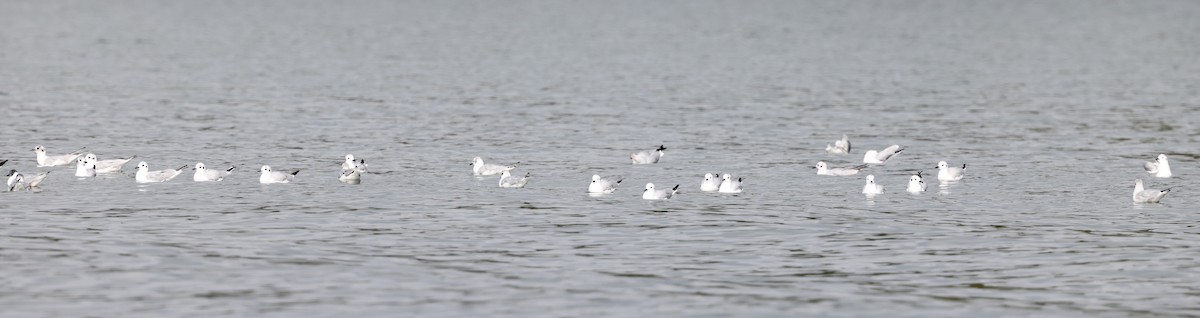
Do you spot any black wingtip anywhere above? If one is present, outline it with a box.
[291,170,301,176]
[657,145,666,151]
[227,167,236,172]
[672,184,680,190]
[962,164,967,169]
[616,179,623,184]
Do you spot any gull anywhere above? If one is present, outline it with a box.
[498,171,532,188]
[906,171,927,193]
[936,161,966,181]
[588,174,623,193]
[339,168,362,184]
[815,161,868,176]
[471,157,518,176]
[74,157,96,177]
[135,162,188,183]
[193,162,235,182]
[84,153,137,174]
[642,183,679,200]
[718,174,744,193]
[8,170,50,191]
[863,145,903,164]
[1133,178,1173,203]
[342,154,367,172]
[630,145,666,164]
[862,175,883,194]
[826,134,851,154]
[259,165,299,184]
[1143,154,1172,178]
[34,145,85,167]
[700,173,721,192]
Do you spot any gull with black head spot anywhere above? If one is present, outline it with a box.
[630,145,666,164]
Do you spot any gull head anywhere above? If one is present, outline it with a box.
[195,162,207,171]
[591,174,601,182]
[471,157,484,166]
[33,145,45,153]
[85,153,98,162]
[866,175,876,184]
[260,165,272,173]
[722,174,732,181]
[137,161,149,171]
[936,161,949,169]
[815,161,828,170]
[645,183,656,191]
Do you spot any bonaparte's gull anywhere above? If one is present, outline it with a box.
[630,145,666,164]
[339,168,362,184]
[259,165,299,184]
[863,145,903,164]
[84,153,136,174]
[718,174,743,193]
[588,174,623,193]
[136,162,187,183]
[193,162,235,182]
[700,173,721,192]
[1143,154,1172,178]
[826,135,851,154]
[862,175,883,194]
[8,170,49,191]
[906,171,927,193]
[1133,178,1172,203]
[936,161,966,181]
[642,183,679,200]
[342,154,368,172]
[499,171,532,188]
[471,157,518,176]
[34,145,85,167]
[74,157,96,177]
[815,161,868,176]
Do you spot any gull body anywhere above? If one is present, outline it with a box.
[259,165,299,184]
[471,157,517,176]
[499,171,532,188]
[826,134,851,154]
[718,174,743,193]
[815,161,868,176]
[1133,178,1171,203]
[906,172,927,193]
[588,174,623,194]
[74,157,96,177]
[34,145,85,167]
[642,183,679,200]
[193,163,235,182]
[700,173,721,192]
[85,153,137,174]
[136,162,188,183]
[863,145,903,164]
[936,161,966,181]
[862,175,883,194]
[630,145,666,164]
[1143,154,1172,178]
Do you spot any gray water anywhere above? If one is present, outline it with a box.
[3,0,1200,317]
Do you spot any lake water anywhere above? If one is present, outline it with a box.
[2,0,1200,317]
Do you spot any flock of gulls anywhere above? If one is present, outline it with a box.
[4,146,369,191]
[4,138,1177,203]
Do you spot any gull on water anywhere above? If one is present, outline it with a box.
[642,183,679,200]
[826,134,851,155]
[862,174,883,194]
[193,162,235,182]
[700,173,722,192]
[343,154,367,172]
[588,174,623,193]
[863,145,903,164]
[136,162,188,183]
[499,171,532,188]
[936,161,966,181]
[471,157,518,176]
[74,157,96,177]
[815,161,868,176]
[1132,178,1172,203]
[8,170,50,191]
[1143,154,1172,178]
[34,145,85,167]
[630,145,666,164]
[718,173,743,193]
[339,168,362,184]
[85,153,136,174]
[906,171,927,193]
[259,165,299,184]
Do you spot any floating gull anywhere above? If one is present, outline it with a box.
[259,165,299,184]
[499,171,532,188]
[193,162,235,182]
[74,157,96,177]
[906,171,927,193]
[630,145,666,164]
[718,173,743,193]
[1143,154,1172,178]
[862,174,883,194]
[34,145,85,167]
[936,161,966,181]
[700,173,721,192]
[826,134,851,154]
[471,157,518,176]
[85,153,137,174]
[1133,178,1172,203]
[136,162,187,183]
[8,170,50,191]
[642,183,679,200]
[588,174,623,193]
[863,145,903,164]
[815,161,868,176]
[342,154,367,172]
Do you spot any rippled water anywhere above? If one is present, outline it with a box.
[3,0,1200,316]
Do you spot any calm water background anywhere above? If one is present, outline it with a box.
[2,0,1200,317]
